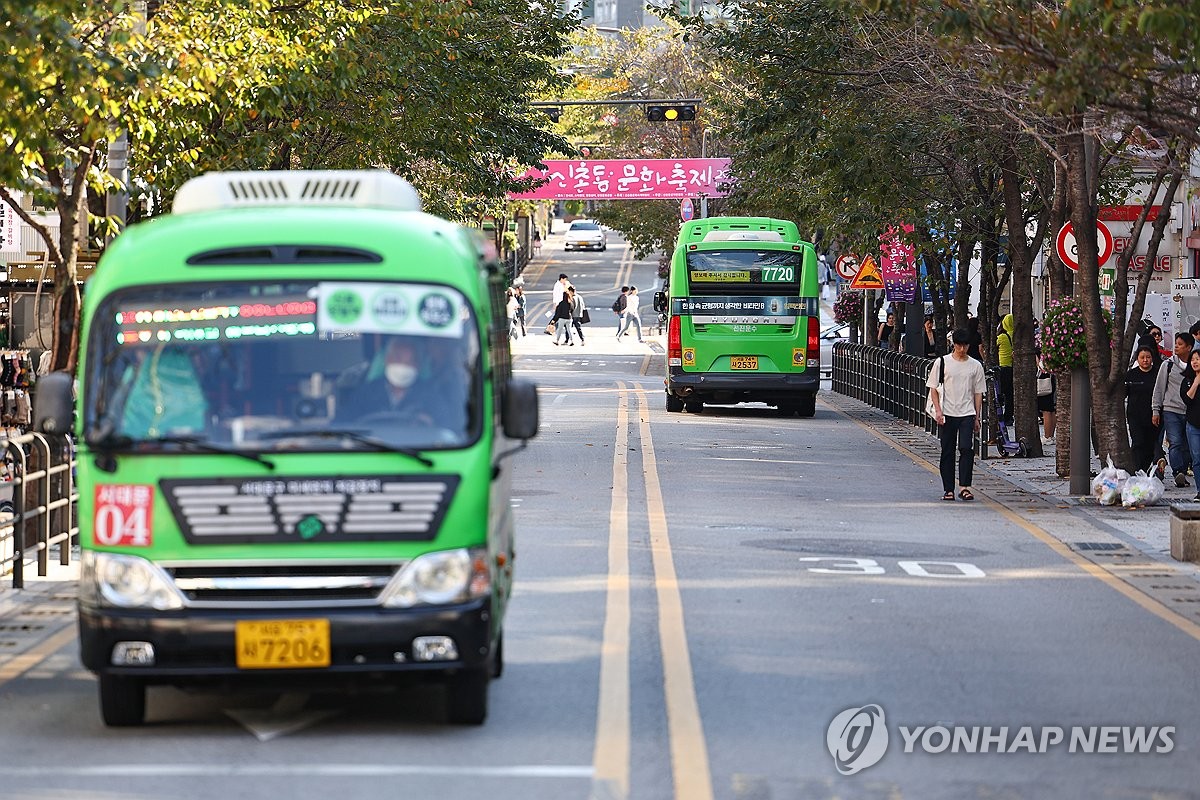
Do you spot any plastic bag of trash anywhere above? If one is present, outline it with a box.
[1091,456,1128,506]
[1121,470,1165,508]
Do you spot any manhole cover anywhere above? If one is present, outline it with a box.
[1074,542,1127,551]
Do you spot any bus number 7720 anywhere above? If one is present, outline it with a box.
[761,266,794,282]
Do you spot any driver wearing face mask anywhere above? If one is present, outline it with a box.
[337,336,435,424]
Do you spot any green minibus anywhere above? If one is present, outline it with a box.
[35,169,538,726]
[658,216,821,416]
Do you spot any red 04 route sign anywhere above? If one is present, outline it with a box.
[1056,220,1114,271]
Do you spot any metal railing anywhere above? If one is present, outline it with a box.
[0,432,78,589]
[831,342,992,459]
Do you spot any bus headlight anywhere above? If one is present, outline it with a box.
[380,548,491,608]
[82,551,185,610]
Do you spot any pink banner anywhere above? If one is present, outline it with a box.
[508,158,732,200]
[880,224,918,303]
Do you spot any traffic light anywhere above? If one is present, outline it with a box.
[646,104,697,123]
[542,107,562,123]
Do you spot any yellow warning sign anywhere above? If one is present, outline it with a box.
[849,254,885,290]
[682,348,696,366]
[792,348,805,366]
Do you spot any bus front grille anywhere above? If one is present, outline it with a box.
[166,562,403,608]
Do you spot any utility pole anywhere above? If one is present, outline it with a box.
[106,2,147,243]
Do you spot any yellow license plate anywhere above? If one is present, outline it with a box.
[235,619,331,669]
[730,356,759,370]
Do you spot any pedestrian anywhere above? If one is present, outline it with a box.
[505,288,520,339]
[533,228,542,258]
[920,316,937,357]
[1178,349,1200,501]
[618,286,644,342]
[1126,344,1164,475]
[995,313,1015,424]
[878,311,896,350]
[1148,325,1170,360]
[569,286,587,346]
[552,288,574,346]
[927,328,987,501]
[552,272,570,306]
[512,284,527,337]
[1035,350,1056,443]
[965,316,985,362]
[611,286,628,334]
[1153,331,1194,487]
[818,254,832,302]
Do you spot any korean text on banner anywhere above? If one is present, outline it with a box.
[880,225,918,303]
[508,159,732,201]
[0,193,18,252]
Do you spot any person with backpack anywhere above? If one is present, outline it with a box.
[927,328,987,501]
[1153,331,1194,487]
[612,286,628,334]
[617,286,644,343]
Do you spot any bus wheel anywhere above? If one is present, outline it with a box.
[99,674,146,727]
[666,394,684,412]
[796,394,817,418]
[445,667,489,725]
[685,401,704,414]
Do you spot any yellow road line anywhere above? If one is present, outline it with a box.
[0,625,76,686]
[636,391,715,800]
[591,383,631,800]
[825,398,1200,643]
[639,353,653,376]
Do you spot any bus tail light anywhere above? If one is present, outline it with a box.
[668,315,682,366]
[807,316,820,369]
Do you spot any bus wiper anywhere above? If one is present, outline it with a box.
[157,435,276,470]
[89,432,276,470]
[257,428,435,468]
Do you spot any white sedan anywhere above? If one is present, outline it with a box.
[564,220,607,251]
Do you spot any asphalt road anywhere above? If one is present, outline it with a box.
[1,231,1198,800]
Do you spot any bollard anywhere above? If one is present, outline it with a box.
[1169,504,1200,563]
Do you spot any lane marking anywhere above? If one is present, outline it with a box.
[2,764,593,778]
[591,383,631,800]
[0,625,76,687]
[635,391,716,800]
[639,353,653,376]
[824,398,1200,643]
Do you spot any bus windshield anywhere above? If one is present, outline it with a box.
[686,250,801,295]
[85,280,481,452]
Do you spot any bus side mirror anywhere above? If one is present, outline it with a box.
[653,291,667,313]
[34,371,75,435]
[502,378,539,440]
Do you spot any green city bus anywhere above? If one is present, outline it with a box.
[35,170,538,726]
[659,216,821,416]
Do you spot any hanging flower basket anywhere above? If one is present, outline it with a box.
[1039,296,1112,372]
[833,290,863,325]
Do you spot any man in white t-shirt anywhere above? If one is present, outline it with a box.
[926,328,987,501]
[617,286,644,342]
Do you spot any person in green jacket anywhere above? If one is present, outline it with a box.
[996,313,1015,424]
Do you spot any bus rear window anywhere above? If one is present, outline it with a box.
[686,250,801,295]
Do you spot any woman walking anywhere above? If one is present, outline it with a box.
[569,286,587,346]
[553,288,574,346]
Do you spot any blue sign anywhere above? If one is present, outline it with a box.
[921,256,957,303]
[680,198,694,221]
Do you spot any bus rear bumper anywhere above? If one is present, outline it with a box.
[667,370,819,403]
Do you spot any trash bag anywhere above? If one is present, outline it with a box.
[1090,456,1128,506]
[1121,470,1165,508]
